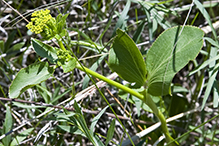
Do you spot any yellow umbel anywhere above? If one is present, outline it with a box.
[26,9,52,34]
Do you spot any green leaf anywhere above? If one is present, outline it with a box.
[2,106,13,146]
[9,62,54,98]
[36,83,52,103]
[105,119,115,145]
[0,40,4,52]
[94,135,104,146]
[112,0,131,36]
[60,57,77,73]
[32,38,58,64]
[143,7,153,42]
[146,26,204,96]
[57,13,69,34]
[194,0,217,40]
[55,112,76,120]
[208,47,219,108]
[10,128,34,146]
[172,86,189,93]
[57,125,86,137]
[51,87,72,104]
[90,105,112,136]
[189,54,219,76]
[4,30,16,52]
[108,29,147,86]
[133,20,146,43]
[71,40,106,53]
[202,63,219,110]
[12,102,45,109]
[6,42,25,54]
[204,37,219,48]
[132,96,141,117]
[193,0,219,108]
[140,1,171,30]
[213,80,219,108]
[72,102,97,145]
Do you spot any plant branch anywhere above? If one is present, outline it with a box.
[76,63,144,101]
[0,97,150,125]
[75,62,175,145]
[144,92,176,145]
[56,38,66,51]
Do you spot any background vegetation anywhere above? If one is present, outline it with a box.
[0,0,219,145]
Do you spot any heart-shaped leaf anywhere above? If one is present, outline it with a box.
[108,29,147,86]
[9,62,54,98]
[146,26,204,96]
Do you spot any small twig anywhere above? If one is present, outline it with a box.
[2,0,29,23]
[0,97,64,109]
[0,97,150,124]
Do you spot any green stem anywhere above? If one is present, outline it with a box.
[76,63,144,101]
[144,92,176,145]
[76,63,175,144]
[57,39,66,51]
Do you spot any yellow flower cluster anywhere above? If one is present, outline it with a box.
[26,9,52,34]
